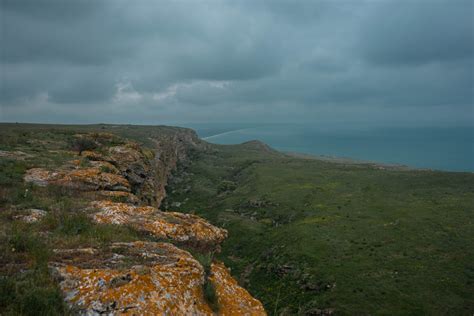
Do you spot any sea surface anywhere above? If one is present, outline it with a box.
[187,124,474,172]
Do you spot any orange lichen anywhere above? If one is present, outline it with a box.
[210,262,267,316]
[24,166,130,192]
[90,201,227,246]
[60,168,130,191]
[53,242,214,315]
[88,160,120,174]
[96,191,140,204]
[81,150,107,161]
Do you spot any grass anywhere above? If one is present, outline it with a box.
[164,142,474,315]
[193,252,219,312]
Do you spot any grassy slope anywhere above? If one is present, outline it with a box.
[164,142,474,315]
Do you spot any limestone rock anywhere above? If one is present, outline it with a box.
[210,262,267,316]
[51,242,266,315]
[90,201,228,248]
[24,168,59,186]
[14,208,47,223]
[51,242,213,315]
[57,168,130,192]
[95,191,140,204]
[24,167,130,192]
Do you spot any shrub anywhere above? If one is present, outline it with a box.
[69,137,97,155]
[217,180,237,194]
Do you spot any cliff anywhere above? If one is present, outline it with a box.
[18,131,266,315]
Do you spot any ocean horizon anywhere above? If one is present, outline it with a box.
[189,124,474,172]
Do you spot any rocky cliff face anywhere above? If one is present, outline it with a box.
[23,131,266,315]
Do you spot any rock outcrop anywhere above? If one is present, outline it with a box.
[51,242,266,315]
[89,201,228,249]
[52,242,213,315]
[13,208,47,223]
[210,262,267,316]
[22,132,266,315]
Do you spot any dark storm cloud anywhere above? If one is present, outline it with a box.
[1,0,472,125]
[359,0,474,66]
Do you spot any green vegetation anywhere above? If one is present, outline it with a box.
[69,137,97,155]
[164,141,474,315]
[1,123,473,315]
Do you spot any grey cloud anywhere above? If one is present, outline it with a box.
[1,0,472,126]
[359,0,474,66]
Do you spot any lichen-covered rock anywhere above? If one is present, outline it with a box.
[57,168,130,192]
[80,150,107,162]
[95,191,140,204]
[24,167,130,192]
[24,168,60,186]
[14,208,47,223]
[51,242,266,315]
[210,262,267,316]
[88,161,120,174]
[90,201,228,248]
[51,242,214,315]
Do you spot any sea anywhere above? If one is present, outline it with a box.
[186,124,474,172]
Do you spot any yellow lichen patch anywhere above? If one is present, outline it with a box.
[210,262,267,316]
[24,166,130,192]
[80,150,107,161]
[89,201,227,246]
[53,242,214,315]
[89,160,120,174]
[144,211,228,244]
[90,201,155,223]
[56,168,130,192]
[108,145,143,165]
[70,159,82,166]
[95,191,140,204]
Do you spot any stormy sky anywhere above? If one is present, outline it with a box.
[1,0,473,127]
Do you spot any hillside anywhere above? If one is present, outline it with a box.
[1,123,473,315]
[164,136,474,315]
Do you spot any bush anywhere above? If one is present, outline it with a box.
[69,137,97,155]
[217,180,237,194]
